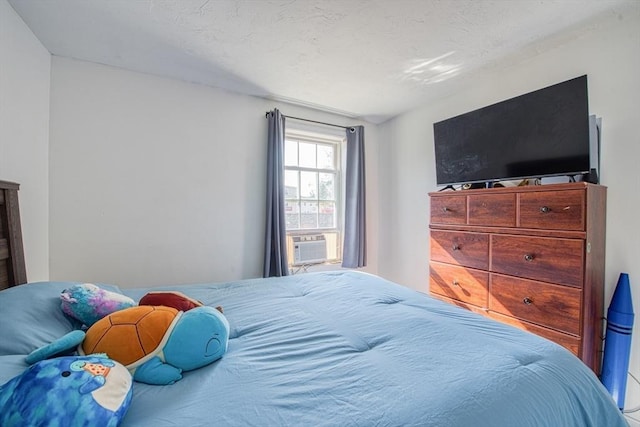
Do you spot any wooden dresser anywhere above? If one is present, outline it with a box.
[428,182,606,373]
[0,180,27,290]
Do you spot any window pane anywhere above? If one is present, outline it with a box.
[285,200,300,229]
[300,201,318,229]
[300,171,317,199]
[317,144,334,170]
[319,173,335,200]
[319,201,335,228]
[284,140,298,166]
[284,170,299,198]
[283,135,341,236]
[299,142,316,168]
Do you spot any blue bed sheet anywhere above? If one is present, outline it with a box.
[0,271,627,426]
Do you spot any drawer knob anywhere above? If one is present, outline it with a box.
[452,280,460,287]
[452,244,460,251]
[540,206,551,213]
[442,207,450,213]
[523,253,535,262]
[523,297,533,305]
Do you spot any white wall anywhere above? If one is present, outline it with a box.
[0,0,50,281]
[48,57,378,287]
[378,6,640,410]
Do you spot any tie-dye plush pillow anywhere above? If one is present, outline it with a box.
[61,283,135,327]
[0,355,133,427]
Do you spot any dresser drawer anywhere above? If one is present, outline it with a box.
[491,235,584,287]
[468,193,516,227]
[487,311,581,356]
[430,230,489,270]
[489,274,582,335]
[519,190,585,231]
[430,195,466,225]
[430,262,488,307]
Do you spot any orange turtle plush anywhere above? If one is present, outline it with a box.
[80,304,229,385]
[82,306,179,367]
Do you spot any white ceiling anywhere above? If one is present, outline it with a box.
[8,0,636,123]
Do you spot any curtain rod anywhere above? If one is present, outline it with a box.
[265,111,351,130]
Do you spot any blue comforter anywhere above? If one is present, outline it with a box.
[0,271,627,426]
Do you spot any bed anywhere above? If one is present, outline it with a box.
[0,272,628,426]
[0,181,628,426]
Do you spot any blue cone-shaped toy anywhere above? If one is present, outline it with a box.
[601,273,634,410]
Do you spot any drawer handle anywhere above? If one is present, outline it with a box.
[442,207,450,213]
[523,253,535,262]
[523,297,533,305]
[452,244,460,251]
[540,206,551,213]
[452,280,460,287]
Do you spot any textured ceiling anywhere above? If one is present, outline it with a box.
[8,0,636,123]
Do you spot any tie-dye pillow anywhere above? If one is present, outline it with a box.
[0,355,133,427]
[61,283,135,327]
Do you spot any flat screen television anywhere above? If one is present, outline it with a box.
[433,75,592,187]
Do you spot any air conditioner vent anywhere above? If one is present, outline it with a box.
[292,235,327,265]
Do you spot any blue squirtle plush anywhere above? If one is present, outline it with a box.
[26,292,230,386]
[80,305,230,385]
[0,355,133,427]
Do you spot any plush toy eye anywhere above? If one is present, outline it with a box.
[61,371,71,377]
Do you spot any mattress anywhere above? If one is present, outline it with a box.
[0,271,627,426]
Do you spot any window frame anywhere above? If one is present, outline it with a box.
[284,131,343,234]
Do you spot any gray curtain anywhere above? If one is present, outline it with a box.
[263,109,289,277]
[342,125,366,268]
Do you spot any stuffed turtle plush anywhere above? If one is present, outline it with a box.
[79,305,229,385]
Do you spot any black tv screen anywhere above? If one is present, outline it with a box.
[433,75,590,186]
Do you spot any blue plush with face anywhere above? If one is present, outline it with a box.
[0,355,133,427]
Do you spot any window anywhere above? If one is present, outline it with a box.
[284,129,343,263]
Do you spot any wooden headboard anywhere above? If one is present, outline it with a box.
[0,180,27,289]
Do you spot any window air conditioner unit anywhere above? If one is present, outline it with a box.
[292,235,327,265]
